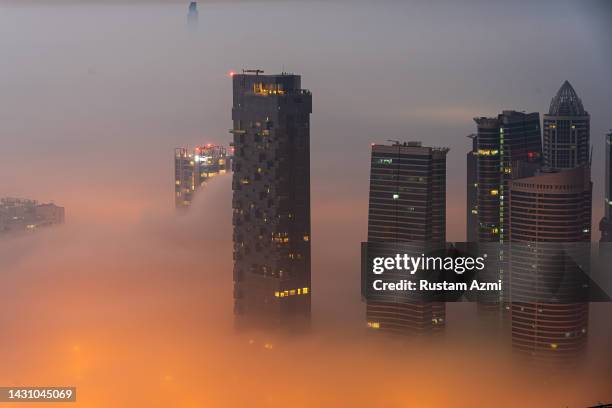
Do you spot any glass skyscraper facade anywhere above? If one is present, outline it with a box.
[601,131,612,242]
[366,142,448,335]
[231,72,312,330]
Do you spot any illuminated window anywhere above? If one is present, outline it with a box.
[303,235,310,242]
[367,322,380,329]
[303,287,309,294]
[490,190,499,196]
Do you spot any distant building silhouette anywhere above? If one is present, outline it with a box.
[0,197,64,234]
[601,131,612,242]
[174,144,230,210]
[543,81,590,170]
[466,134,478,242]
[366,141,448,335]
[231,71,312,330]
[187,1,198,28]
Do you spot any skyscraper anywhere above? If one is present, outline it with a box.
[600,131,612,242]
[187,1,198,28]
[366,142,448,335]
[466,134,478,242]
[508,166,592,366]
[543,81,590,170]
[0,198,65,234]
[231,71,312,330]
[174,144,230,210]
[474,111,542,243]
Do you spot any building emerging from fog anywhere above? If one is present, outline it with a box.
[366,142,448,335]
[466,134,478,242]
[187,1,198,27]
[508,166,592,366]
[600,131,612,242]
[474,111,542,243]
[231,71,312,330]
[470,111,542,312]
[175,144,230,210]
[543,81,590,171]
[0,198,64,234]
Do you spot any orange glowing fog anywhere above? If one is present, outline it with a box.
[1,178,611,408]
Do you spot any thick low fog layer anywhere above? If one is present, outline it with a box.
[1,1,612,406]
[1,177,611,407]
[0,1,611,239]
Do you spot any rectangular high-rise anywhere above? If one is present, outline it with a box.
[466,134,478,242]
[231,71,312,330]
[174,144,229,209]
[366,142,448,335]
[474,111,541,243]
[601,131,612,242]
[508,167,592,366]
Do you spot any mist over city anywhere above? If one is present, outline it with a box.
[1,1,612,406]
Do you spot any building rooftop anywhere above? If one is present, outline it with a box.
[548,80,587,116]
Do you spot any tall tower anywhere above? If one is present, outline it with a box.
[600,131,612,242]
[366,142,448,335]
[175,148,195,209]
[474,111,542,243]
[187,1,198,28]
[174,145,229,210]
[508,166,592,367]
[231,71,312,330]
[466,134,478,242]
[543,81,590,170]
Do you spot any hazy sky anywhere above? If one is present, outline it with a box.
[1,0,611,239]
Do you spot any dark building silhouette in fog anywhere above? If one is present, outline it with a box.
[543,81,590,170]
[0,197,64,234]
[601,131,612,242]
[508,166,592,366]
[175,144,230,210]
[471,111,542,313]
[187,1,198,28]
[366,142,448,335]
[474,111,542,243]
[466,134,478,242]
[231,71,312,330]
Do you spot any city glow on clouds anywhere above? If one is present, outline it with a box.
[1,178,611,407]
